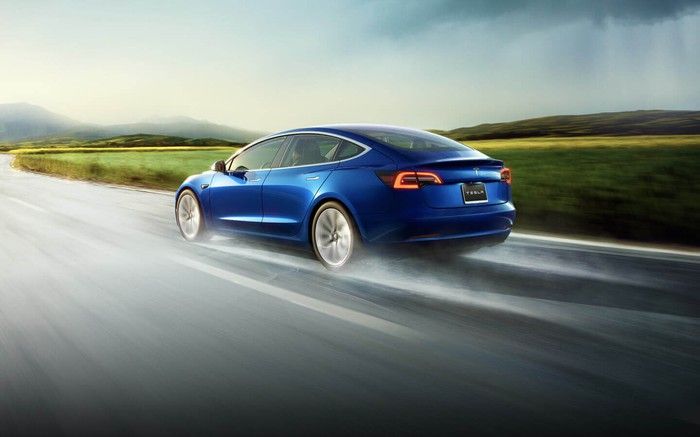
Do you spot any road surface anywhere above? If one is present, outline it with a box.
[0,155,698,435]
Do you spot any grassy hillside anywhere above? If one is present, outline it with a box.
[1,134,243,152]
[434,110,700,141]
[463,135,700,150]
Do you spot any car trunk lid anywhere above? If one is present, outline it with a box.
[412,158,509,208]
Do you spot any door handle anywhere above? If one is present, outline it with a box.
[248,178,261,182]
[306,176,320,181]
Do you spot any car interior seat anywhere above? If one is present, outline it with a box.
[298,141,326,165]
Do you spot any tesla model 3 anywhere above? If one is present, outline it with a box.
[175,125,515,269]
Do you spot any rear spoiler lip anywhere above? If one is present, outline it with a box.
[408,157,504,168]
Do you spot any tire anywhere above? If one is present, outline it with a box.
[311,201,359,270]
[176,189,208,241]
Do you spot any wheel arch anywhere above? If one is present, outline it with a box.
[305,194,366,245]
[175,172,215,224]
[175,184,210,230]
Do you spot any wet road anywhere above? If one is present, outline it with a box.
[0,155,698,435]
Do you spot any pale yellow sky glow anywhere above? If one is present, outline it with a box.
[1,0,698,131]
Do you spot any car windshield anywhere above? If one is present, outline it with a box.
[351,128,470,153]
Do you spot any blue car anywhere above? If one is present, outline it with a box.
[175,125,515,269]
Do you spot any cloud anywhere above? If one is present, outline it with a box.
[369,0,700,37]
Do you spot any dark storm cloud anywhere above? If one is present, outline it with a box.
[371,0,700,36]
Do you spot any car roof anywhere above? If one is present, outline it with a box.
[270,124,489,164]
[278,123,428,138]
[275,124,439,158]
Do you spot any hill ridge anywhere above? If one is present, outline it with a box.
[434,109,700,140]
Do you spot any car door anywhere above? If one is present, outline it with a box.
[261,134,341,236]
[208,136,287,233]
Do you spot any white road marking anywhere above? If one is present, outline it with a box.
[170,256,417,339]
[191,241,698,335]
[511,232,700,258]
[102,184,173,196]
[196,240,320,271]
[3,195,47,213]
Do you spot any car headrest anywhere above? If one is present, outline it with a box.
[299,143,325,165]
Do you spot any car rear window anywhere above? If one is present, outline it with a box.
[353,129,470,153]
[335,141,364,160]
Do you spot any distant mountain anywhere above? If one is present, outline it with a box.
[0,103,81,141]
[0,103,263,143]
[434,110,700,141]
[65,119,262,143]
[142,115,202,124]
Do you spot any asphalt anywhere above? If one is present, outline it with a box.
[0,155,698,436]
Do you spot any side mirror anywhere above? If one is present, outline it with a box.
[211,160,226,172]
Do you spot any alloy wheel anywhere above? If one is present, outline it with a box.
[177,192,201,240]
[314,207,353,267]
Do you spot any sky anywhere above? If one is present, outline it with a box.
[1,0,699,131]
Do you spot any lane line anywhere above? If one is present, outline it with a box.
[196,241,320,271]
[194,241,700,328]
[170,256,417,339]
[101,184,173,196]
[506,240,700,265]
[3,195,47,213]
[510,232,700,258]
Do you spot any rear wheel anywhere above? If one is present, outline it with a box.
[311,202,358,270]
[176,190,207,241]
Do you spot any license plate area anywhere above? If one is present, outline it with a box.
[461,182,488,204]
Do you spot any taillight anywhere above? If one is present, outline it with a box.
[376,171,443,189]
[500,167,512,185]
[394,171,443,189]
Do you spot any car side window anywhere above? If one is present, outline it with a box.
[228,137,286,171]
[335,140,364,160]
[281,135,340,168]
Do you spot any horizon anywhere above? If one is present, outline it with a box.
[1,1,699,131]
[4,101,700,134]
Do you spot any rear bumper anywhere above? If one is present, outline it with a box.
[360,201,516,244]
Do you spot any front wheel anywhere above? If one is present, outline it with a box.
[176,189,207,241]
[311,202,359,270]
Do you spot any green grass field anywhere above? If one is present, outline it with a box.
[11,146,234,154]
[11,135,700,246]
[0,134,241,152]
[484,145,699,244]
[13,148,238,190]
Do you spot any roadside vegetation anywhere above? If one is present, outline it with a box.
[8,134,700,246]
[13,148,238,190]
[0,133,241,152]
[11,146,234,154]
[475,141,700,245]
